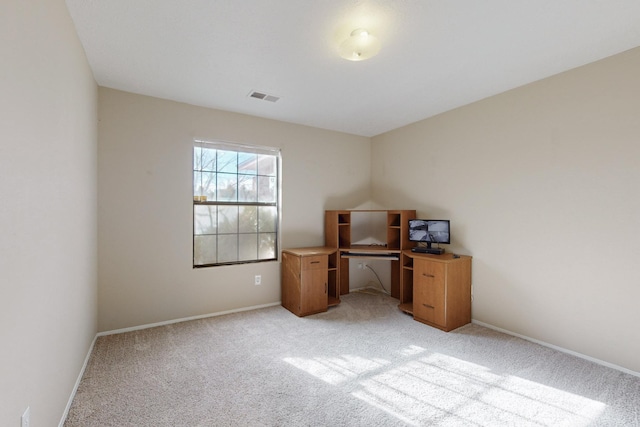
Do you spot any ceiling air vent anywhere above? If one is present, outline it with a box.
[249,90,280,103]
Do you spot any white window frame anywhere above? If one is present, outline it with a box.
[193,140,281,267]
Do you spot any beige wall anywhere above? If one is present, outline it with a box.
[0,0,98,425]
[97,88,371,332]
[371,47,640,373]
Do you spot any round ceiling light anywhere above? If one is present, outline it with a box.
[338,28,381,61]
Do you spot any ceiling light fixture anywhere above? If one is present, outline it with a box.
[338,28,381,61]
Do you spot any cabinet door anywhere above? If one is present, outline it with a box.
[300,255,328,314]
[413,260,446,326]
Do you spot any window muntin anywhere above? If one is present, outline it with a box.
[193,141,280,267]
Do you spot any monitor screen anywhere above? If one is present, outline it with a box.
[408,219,450,245]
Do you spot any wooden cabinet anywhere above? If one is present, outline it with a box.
[403,252,472,331]
[324,210,416,297]
[281,247,337,317]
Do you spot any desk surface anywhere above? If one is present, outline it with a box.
[282,246,337,257]
[403,250,472,262]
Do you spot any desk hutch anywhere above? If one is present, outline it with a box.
[324,209,417,299]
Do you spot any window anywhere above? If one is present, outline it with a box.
[193,140,280,267]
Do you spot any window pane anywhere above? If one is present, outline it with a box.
[258,175,277,202]
[258,154,276,176]
[194,205,216,235]
[218,150,237,173]
[238,174,257,202]
[258,206,277,232]
[239,206,257,233]
[194,235,216,265]
[198,172,216,200]
[218,205,238,233]
[193,171,203,197]
[194,146,202,170]
[217,173,237,201]
[238,152,257,174]
[258,233,276,259]
[201,147,216,171]
[239,233,258,261]
[218,234,238,263]
[194,146,217,171]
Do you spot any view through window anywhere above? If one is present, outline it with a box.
[193,140,280,267]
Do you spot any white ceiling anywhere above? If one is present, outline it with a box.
[65,1,640,137]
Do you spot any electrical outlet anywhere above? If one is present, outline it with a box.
[254,275,261,285]
[21,407,30,427]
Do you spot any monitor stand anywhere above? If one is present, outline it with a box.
[411,243,444,255]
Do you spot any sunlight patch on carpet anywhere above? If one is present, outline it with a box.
[283,354,390,385]
[284,349,606,426]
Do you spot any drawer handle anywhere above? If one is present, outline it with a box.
[422,303,435,309]
[310,261,320,264]
[422,273,435,278]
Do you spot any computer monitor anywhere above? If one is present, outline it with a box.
[408,219,450,252]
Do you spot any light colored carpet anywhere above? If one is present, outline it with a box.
[65,290,639,426]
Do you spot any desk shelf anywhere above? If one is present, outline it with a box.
[399,253,415,314]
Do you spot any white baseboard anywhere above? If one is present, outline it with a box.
[97,301,282,337]
[58,334,98,427]
[472,319,640,378]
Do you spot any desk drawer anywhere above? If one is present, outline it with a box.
[414,260,445,326]
[302,255,327,271]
